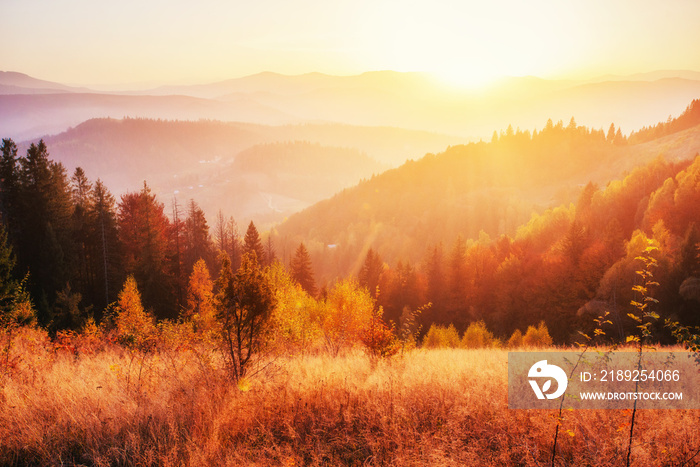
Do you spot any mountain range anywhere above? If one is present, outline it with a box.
[4,70,700,142]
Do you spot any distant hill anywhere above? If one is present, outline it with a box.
[19,118,464,226]
[3,70,700,143]
[0,93,295,141]
[0,71,91,94]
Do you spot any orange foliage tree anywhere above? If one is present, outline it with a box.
[113,275,155,349]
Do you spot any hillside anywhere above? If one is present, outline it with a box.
[21,118,462,226]
[274,116,700,283]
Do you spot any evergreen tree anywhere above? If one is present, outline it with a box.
[0,139,20,235]
[183,199,213,276]
[449,235,467,301]
[290,242,316,295]
[89,179,121,316]
[386,260,420,324]
[358,248,384,298]
[425,243,446,312]
[243,221,265,264]
[265,235,276,267]
[0,224,17,314]
[118,182,176,319]
[71,167,94,309]
[215,251,275,382]
[607,123,616,143]
[16,141,74,324]
[214,210,241,270]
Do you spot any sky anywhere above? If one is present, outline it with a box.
[2,0,700,88]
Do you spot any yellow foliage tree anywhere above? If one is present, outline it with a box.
[522,321,553,348]
[266,262,321,353]
[461,320,499,348]
[184,259,217,335]
[422,324,461,348]
[321,279,374,356]
[114,276,155,349]
[507,328,523,348]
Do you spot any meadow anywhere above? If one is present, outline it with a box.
[1,327,698,466]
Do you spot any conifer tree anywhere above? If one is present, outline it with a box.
[215,251,275,382]
[358,248,384,297]
[89,179,121,315]
[183,199,213,275]
[16,141,74,323]
[290,242,316,295]
[118,182,176,319]
[243,221,265,264]
[0,139,20,237]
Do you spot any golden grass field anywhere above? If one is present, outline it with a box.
[1,328,698,466]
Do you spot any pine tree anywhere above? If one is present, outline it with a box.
[358,248,384,297]
[425,243,446,314]
[0,224,17,315]
[607,123,616,143]
[71,167,94,310]
[243,221,265,264]
[89,179,121,316]
[118,182,176,319]
[449,235,467,301]
[265,235,276,267]
[214,211,241,270]
[16,141,75,323]
[290,242,316,296]
[183,199,213,275]
[215,251,275,382]
[0,139,20,236]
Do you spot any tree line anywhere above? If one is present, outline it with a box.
[0,138,317,334]
[354,155,700,343]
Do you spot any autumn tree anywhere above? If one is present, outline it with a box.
[215,252,275,382]
[113,275,156,349]
[321,279,375,356]
[118,182,176,319]
[290,242,316,296]
[266,261,321,352]
[184,258,217,334]
[242,221,265,264]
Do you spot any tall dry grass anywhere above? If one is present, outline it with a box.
[0,327,698,466]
